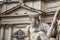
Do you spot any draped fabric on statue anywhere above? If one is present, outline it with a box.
[25,23,50,40]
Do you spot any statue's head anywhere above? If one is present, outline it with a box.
[29,14,40,25]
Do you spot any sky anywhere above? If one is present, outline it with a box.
[0,0,3,1]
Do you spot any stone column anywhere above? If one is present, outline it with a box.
[8,25,12,40]
[4,24,12,40]
[4,24,8,40]
[0,25,1,40]
[11,25,14,40]
[1,25,5,40]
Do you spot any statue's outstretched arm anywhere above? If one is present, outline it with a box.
[51,20,58,38]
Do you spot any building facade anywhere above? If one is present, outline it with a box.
[0,0,60,40]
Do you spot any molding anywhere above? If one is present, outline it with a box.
[0,12,55,18]
[0,15,29,18]
[3,1,19,4]
[0,3,45,15]
[43,0,60,2]
[47,5,60,9]
[0,13,50,18]
[0,1,19,6]
[0,23,30,25]
[24,0,41,2]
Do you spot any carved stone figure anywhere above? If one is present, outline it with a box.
[25,14,57,40]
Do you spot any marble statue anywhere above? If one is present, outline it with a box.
[25,14,57,40]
